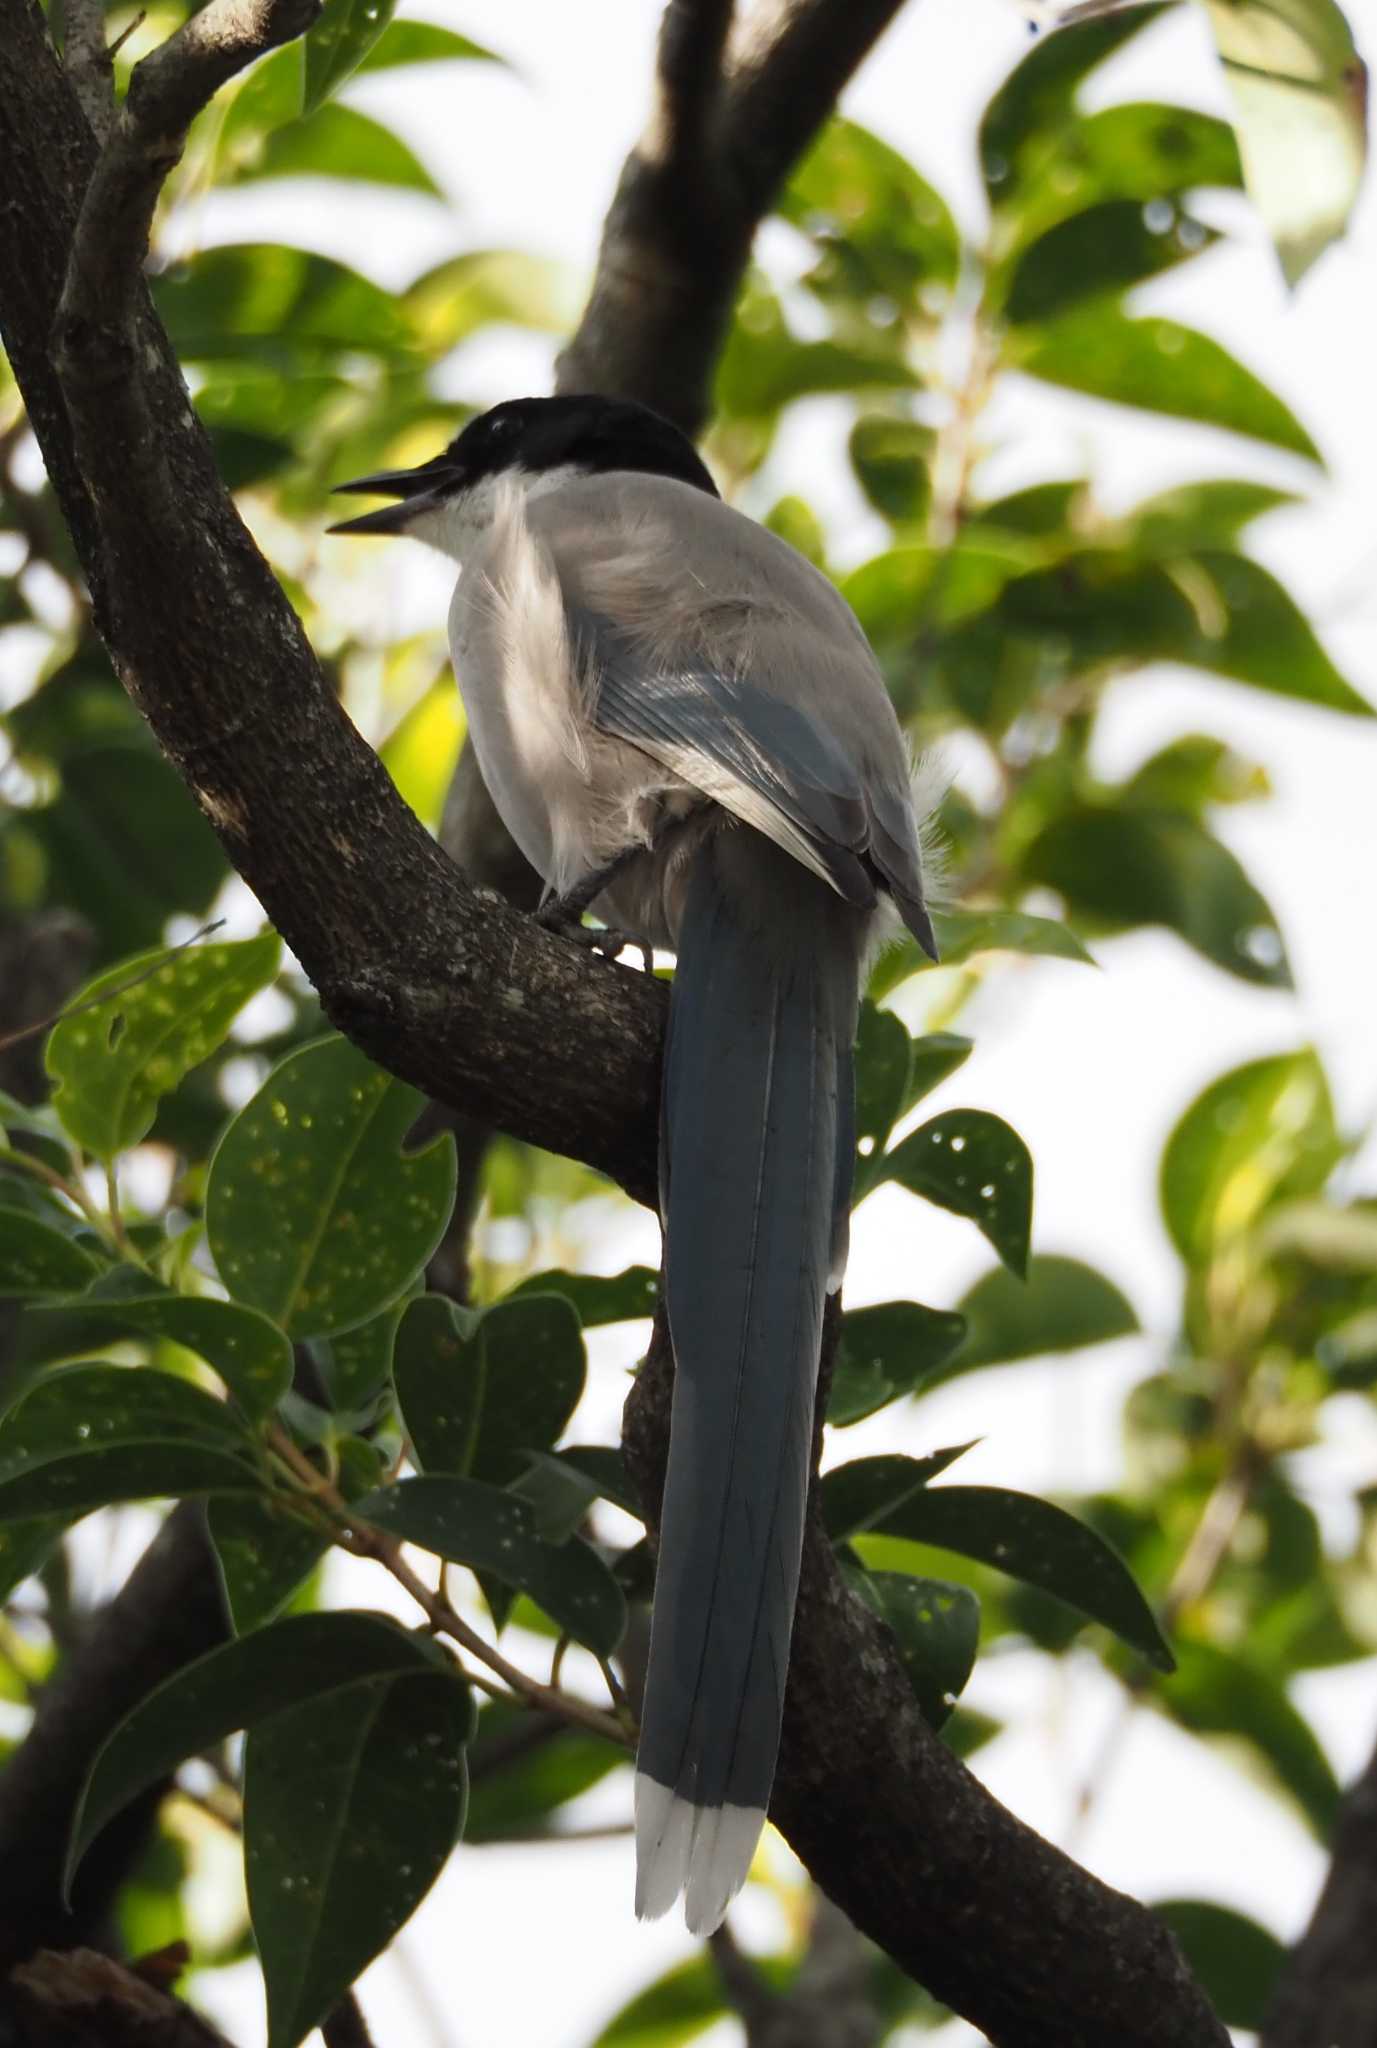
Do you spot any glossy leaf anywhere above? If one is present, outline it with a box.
[1160,1050,1340,1264]
[357,21,501,69]
[208,1494,328,1633]
[1181,552,1371,716]
[880,1111,1034,1275]
[356,1476,626,1655]
[828,1300,968,1425]
[32,1273,292,1418]
[155,246,414,363]
[950,1255,1139,1377]
[1204,0,1368,285]
[852,1569,980,1727]
[246,1668,469,2048]
[68,1611,461,1885]
[0,1516,66,1602]
[0,1214,101,1298]
[206,1036,456,1340]
[1023,805,1291,986]
[1003,199,1219,325]
[302,0,398,113]
[993,99,1241,254]
[1152,1898,1285,2029]
[510,1266,660,1327]
[240,106,440,195]
[393,1292,584,1484]
[45,934,281,1162]
[980,9,1169,200]
[1017,308,1320,460]
[822,1446,978,1540]
[873,1484,1174,1671]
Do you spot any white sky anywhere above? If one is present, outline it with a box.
[155,1,1377,2043]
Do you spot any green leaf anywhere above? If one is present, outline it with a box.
[464,1697,622,1844]
[828,1300,967,1425]
[401,250,577,353]
[1003,199,1219,325]
[67,1610,463,1886]
[239,105,440,195]
[1122,734,1271,813]
[929,909,1094,968]
[510,1266,660,1327]
[851,1569,979,1727]
[356,21,501,70]
[246,1666,468,2048]
[854,1003,913,1161]
[155,246,414,363]
[822,1446,978,1540]
[1165,1641,1340,1836]
[991,99,1242,253]
[206,1036,456,1340]
[32,1273,292,1418]
[980,9,1170,198]
[393,1292,585,1485]
[1152,1899,1285,2029]
[849,415,934,525]
[592,1957,729,2048]
[1160,1050,1340,1264]
[782,117,961,304]
[1179,552,1371,715]
[208,1494,328,1633]
[950,1255,1139,1378]
[302,0,397,113]
[880,1111,1033,1276]
[45,934,281,1162]
[1123,479,1298,552]
[0,1516,67,1602]
[312,1286,415,1412]
[0,1214,102,1299]
[716,282,918,428]
[356,1477,626,1655]
[1016,309,1320,461]
[1203,0,1368,286]
[1022,805,1291,986]
[873,1485,1174,1671]
[549,1445,643,1520]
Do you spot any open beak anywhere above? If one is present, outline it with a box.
[328,456,461,536]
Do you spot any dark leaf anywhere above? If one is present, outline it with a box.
[510,1266,660,1327]
[31,1273,292,1418]
[592,1957,730,2048]
[550,1445,643,1520]
[356,1476,626,1654]
[853,1002,913,1161]
[0,1215,102,1299]
[929,909,1094,968]
[67,1611,459,1884]
[1003,199,1219,325]
[873,1484,1174,1670]
[1151,1899,1284,2031]
[0,1516,67,1602]
[828,1300,967,1425]
[208,1493,328,1633]
[301,0,398,112]
[850,1568,980,1727]
[246,1668,469,2048]
[464,1697,622,1844]
[393,1292,585,1484]
[822,1446,978,1540]
[155,246,414,363]
[313,1286,416,1412]
[880,1110,1034,1275]
[849,415,934,525]
[206,1036,456,1339]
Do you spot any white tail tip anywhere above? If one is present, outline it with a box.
[633,1774,766,1935]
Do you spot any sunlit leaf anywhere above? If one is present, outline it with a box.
[1123,479,1298,551]
[464,1696,622,1844]
[980,8,1172,201]
[402,250,578,353]
[1180,551,1371,715]
[849,414,934,525]
[1203,0,1368,285]
[1160,1050,1340,1263]
[237,105,441,195]
[782,117,961,304]
[1122,733,1271,811]
[206,1036,456,1340]
[1003,198,1219,324]
[301,0,398,114]
[46,934,281,1161]
[155,246,415,362]
[357,21,502,69]
[930,908,1095,967]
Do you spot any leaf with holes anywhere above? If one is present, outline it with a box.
[355,1476,626,1655]
[206,1036,456,1340]
[45,934,281,1162]
[874,1484,1173,1671]
[67,1612,463,1892]
[879,1112,1033,1275]
[247,1668,470,2048]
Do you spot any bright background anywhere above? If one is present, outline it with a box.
[153,0,1377,2040]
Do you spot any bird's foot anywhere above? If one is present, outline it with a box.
[536,898,654,976]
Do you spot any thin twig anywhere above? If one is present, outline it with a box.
[0,918,225,1055]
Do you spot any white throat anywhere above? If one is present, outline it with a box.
[404,463,583,568]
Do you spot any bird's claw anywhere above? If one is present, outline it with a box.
[536,901,654,976]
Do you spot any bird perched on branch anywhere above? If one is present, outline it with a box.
[332,395,937,1934]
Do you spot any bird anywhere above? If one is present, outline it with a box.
[331,394,937,1935]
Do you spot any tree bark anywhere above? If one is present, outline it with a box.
[1261,1726,1377,2048]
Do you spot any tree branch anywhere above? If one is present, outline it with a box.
[8,1949,236,2048]
[1261,1723,1377,2047]
[60,0,117,142]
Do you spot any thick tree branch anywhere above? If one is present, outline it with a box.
[60,0,117,142]
[1261,1723,1377,2047]
[0,2,1228,2039]
[9,1949,236,2048]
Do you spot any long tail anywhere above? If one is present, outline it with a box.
[634,826,862,1936]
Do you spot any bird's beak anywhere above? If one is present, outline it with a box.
[328,457,461,536]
